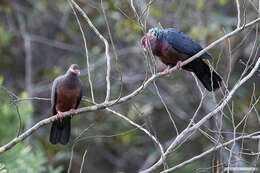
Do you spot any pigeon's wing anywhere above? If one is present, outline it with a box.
[164,28,212,59]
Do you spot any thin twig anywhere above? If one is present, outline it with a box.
[71,0,111,102]
[15,105,22,137]
[236,0,241,28]
[153,81,179,135]
[101,0,124,104]
[68,124,94,173]
[80,150,88,173]
[69,0,95,102]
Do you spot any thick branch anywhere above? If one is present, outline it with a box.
[162,131,260,172]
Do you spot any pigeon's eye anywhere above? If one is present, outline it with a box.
[148,28,159,38]
[151,30,157,37]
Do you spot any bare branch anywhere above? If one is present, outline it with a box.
[259,0,260,14]
[70,0,111,102]
[69,0,95,103]
[80,150,88,173]
[101,0,124,103]
[15,105,22,137]
[236,0,241,28]
[162,131,260,173]
[68,124,94,173]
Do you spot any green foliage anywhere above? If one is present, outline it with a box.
[219,0,228,5]
[0,163,7,173]
[196,0,204,10]
[46,166,63,173]
[0,76,3,86]
[0,1,11,13]
[115,19,142,41]
[0,25,12,48]
[150,6,163,19]
[0,78,62,173]
[116,133,134,145]
[3,146,44,173]
[36,67,63,81]
[1,144,63,173]
[0,24,13,61]
[189,26,208,40]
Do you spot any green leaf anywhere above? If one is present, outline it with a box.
[2,104,9,116]
[0,24,12,47]
[196,0,204,10]
[0,163,7,173]
[117,133,133,145]
[149,6,162,19]
[0,76,3,86]
[219,0,228,5]
[189,26,208,40]
[20,91,28,98]
[0,87,61,173]
[0,169,7,173]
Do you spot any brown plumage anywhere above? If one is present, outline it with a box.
[49,64,83,145]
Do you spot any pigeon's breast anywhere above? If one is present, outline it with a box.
[55,83,80,112]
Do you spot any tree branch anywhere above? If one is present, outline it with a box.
[162,131,260,173]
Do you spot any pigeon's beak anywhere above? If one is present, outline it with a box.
[75,69,80,75]
[141,36,147,51]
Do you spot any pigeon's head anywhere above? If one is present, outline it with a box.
[148,27,162,39]
[141,28,163,52]
[69,64,80,75]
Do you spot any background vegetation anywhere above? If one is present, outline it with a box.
[0,0,260,172]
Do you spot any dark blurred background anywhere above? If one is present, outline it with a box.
[0,0,260,172]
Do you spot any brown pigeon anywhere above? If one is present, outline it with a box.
[49,64,83,145]
[141,28,222,91]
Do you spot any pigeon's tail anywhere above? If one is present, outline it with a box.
[49,117,71,145]
[192,59,222,91]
